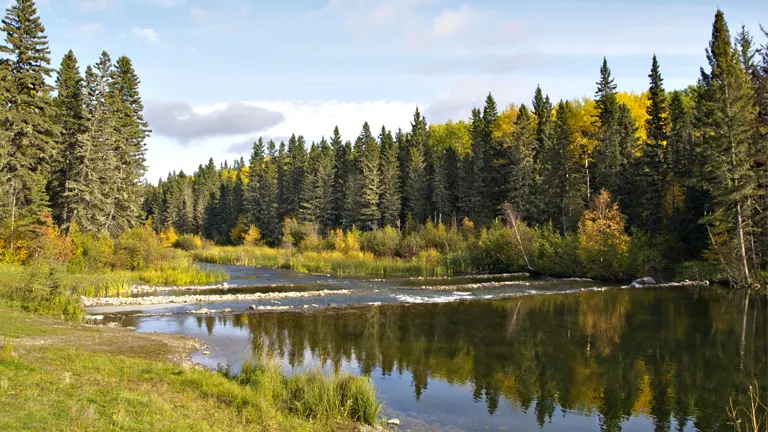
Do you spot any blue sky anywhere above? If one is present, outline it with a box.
[32,0,768,182]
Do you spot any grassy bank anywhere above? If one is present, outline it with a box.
[0,260,228,322]
[0,305,381,431]
[193,246,449,277]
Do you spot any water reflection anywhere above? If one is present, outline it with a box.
[138,287,767,431]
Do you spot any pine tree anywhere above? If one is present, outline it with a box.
[343,140,360,227]
[356,123,381,230]
[314,137,335,233]
[246,138,265,226]
[467,107,487,222]
[378,126,400,227]
[641,55,669,234]
[482,93,501,215]
[403,108,428,222]
[109,55,149,233]
[531,86,554,222]
[276,140,288,219]
[299,142,321,224]
[426,140,447,222]
[259,141,280,244]
[543,101,585,233]
[51,50,86,229]
[330,126,349,228]
[192,158,218,235]
[507,105,537,220]
[592,58,624,199]
[0,0,58,246]
[696,9,759,286]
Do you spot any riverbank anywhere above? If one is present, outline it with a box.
[0,304,382,431]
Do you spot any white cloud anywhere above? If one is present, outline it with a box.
[430,5,478,39]
[145,101,285,145]
[131,26,160,44]
[74,22,102,36]
[143,99,424,182]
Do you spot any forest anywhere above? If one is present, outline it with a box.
[145,11,768,288]
[0,0,765,297]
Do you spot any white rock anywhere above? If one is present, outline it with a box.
[386,418,400,426]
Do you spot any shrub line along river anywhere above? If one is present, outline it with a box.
[87,263,766,432]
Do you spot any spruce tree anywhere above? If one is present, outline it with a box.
[696,9,759,286]
[641,55,669,234]
[299,142,321,224]
[403,108,428,222]
[258,140,280,244]
[330,126,348,228]
[531,86,554,222]
[314,137,335,233]
[109,55,149,233]
[51,50,87,229]
[543,101,584,233]
[467,107,486,222]
[507,105,537,220]
[592,58,624,200]
[378,126,401,227]
[356,123,381,230]
[482,93,501,215]
[0,0,58,245]
[246,138,265,226]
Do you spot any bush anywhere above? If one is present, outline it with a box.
[159,225,179,248]
[243,225,262,246]
[112,225,170,271]
[360,226,400,257]
[175,234,204,251]
[577,190,630,280]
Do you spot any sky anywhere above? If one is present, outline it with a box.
[29,0,768,182]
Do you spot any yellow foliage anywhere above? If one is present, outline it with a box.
[243,225,262,246]
[493,104,519,141]
[429,120,472,156]
[229,215,248,245]
[616,91,650,142]
[577,190,629,279]
[568,98,599,164]
[332,228,361,255]
[160,225,179,248]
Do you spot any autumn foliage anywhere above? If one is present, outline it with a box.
[577,190,631,280]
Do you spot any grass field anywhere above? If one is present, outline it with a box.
[0,305,381,431]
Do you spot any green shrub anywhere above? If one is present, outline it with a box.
[112,225,170,271]
[360,226,400,257]
[175,234,203,251]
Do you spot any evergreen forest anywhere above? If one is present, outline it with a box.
[0,0,766,288]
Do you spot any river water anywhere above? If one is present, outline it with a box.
[91,264,767,432]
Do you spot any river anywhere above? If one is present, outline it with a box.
[89,264,767,432]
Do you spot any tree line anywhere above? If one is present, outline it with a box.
[0,0,148,257]
[147,11,768,287]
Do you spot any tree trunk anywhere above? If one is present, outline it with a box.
[736,202,752,287]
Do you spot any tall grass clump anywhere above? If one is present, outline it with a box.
[224,358,381,426]
[0,263,85,321]
[728,382,767,432]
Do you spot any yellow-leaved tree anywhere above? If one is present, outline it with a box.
[577,190,630,280]
[160,225,179,248]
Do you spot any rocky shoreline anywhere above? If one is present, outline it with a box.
[130,282,299,293]
[81,289,353,307]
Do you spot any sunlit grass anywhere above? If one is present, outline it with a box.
[192,246,454,278]
[0,304,381,431]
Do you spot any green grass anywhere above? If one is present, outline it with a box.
[0,305,381,431]
[224,359,381,426]
[193,245,454,278]
[0,259,229,322]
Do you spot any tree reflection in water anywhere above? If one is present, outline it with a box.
[194,287,766,431]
